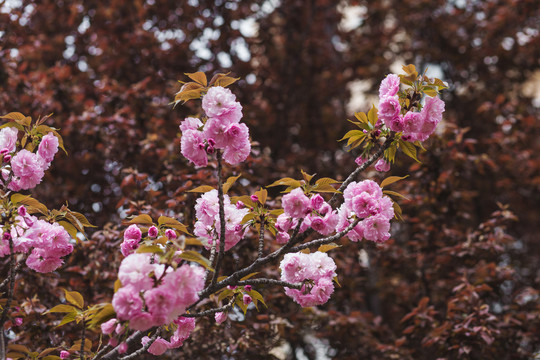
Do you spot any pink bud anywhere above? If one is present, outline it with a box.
[148,226,158,238]
[60,350,70,359]
[3,154,11,162]
[118,342,128,354]
[243,294,252,305]
[14,317,22,326]
[355,156,367,166]
[227,285,237,290]
[235,201,244,209]
[17,206,27,217]
[250,194,258,203]
[244,285,252,292]
[0,148,9,155]
[215,312,227,324]
[115,323,125,335]
[206,144,215,154]
[3,232,11,241]
[234,224,243,232]
[108,338,118,347]
[100,318,116,335]
[165,229,177,240]
[207,138,216,147]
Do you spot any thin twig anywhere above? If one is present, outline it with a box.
[0,236,15,360]
[80,320,86,360]
[257,217,265,259]
[183,297,235,318]
[236,279,302,289]
[290,217,361,252]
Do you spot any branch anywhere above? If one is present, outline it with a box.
[118,329,160,360]
[236,278,302,290]
[257,217,265,259]
[290,217,361,252]
[183,297,235,318]
[97,329,157,360]
[0,235,16,360]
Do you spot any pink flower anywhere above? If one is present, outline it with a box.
[118,253,155,291]
[379,74,400,98]
[37,132,59,163]
[243,294,252,305]
[378,96,401,128]
[403,111,423,134]
[310,194,324,211]
[100,318,117,335]
[129,311,154,331]
[215,312,227,324]
[9,149,46,190]
[179,117,203,132]
[202,86,242,122]
[180,129,208,167]
[222,138,250,165]
[355,156,367,166]
[25,248,63,273]
[276,231,290,244]
[124,224,142,241]
[146,337,170,356]
[362,214,391,243]
[0,127,18,153]
[112,286,143,321]
[169,317,196,348]
[282,188,310,219]
[165,229,177,240]
[60,350,70,359]
[352,192,379,218]
[421,96,445,125]
[374,159,391,172]
[145,286,176,324]
[147,225,158,238]
[120,238,139,257]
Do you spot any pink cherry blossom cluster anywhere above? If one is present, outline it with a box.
[0,207,73,273]
[0,127,60,191]
[193,189,248,251]
[275,190,339,244]
[180,86,251,167]
[378,74,445,142]
[120,224,177,257]
[336,180,394,243]
[280,251,336,307]
[110,253,204,336]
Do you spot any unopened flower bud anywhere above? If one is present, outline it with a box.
[3,154,11,163]
[0,148,9,155]
[243,294,252,305]
[215,311,227,324]
[227,285,237,290]
[250,194,258,203]
[148,225,158,238]
[101,318,116,335]
[60,350,70,359]
[3,232,11,241]
[244,285,252,292]
[236,201,244,209]
[207,138,216,147]
[165,229,177,240]
[118,342,128,354]
[206,145,215,154]
[17,206,27,217]
[14,317,22,326]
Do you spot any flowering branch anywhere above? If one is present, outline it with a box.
[118,329,160,360]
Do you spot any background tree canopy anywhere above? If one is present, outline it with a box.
[0,0,538,358]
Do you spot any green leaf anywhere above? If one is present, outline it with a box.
[10,194,48,215]
[313,184,340,193]
[380,175,409,188]
[354,111,368,123]
[235,295,248,315]
[58,221,78,240]
[64,290,84,309]
[177,251,214,272]
[185,71,207,86]
[136,245,164,255]
[240,272,259,281]
[213,75,240,88]
[367,105,378,126]
[46,304,78,314]
[300,169,314,183]
[158,216,189,234]
[7,344,30,354]
[317,243,341,252]
[338,129,364,142]
[399,139,420,163]
[383,190,409,200]
[217,289,233,303]
[87,303,115,329]
[69,211,95,228]
[223,175,241,194]
[267,177,302,188]
[254,188,268,205]
[248,289,267,309]
[57,312,77,327]
[127,214,154,225]
[187,185,216,193]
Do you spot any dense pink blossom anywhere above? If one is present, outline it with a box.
[202,86,242,122]
[180,129,208,167]
[9,149,46,190]
[179,117,203,132]
[379,74,400,98]
[378,96,401,128]
[222,139,250,165]
[37,132,59,163]
[112,285,143,321]
[282,188,310,219]
[117,253,155,291]
[362,214,391,243]
[25,248,64,273]
[280,252,336,307]
[0,127,18,153]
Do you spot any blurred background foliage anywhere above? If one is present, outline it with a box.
[0,0,539,359]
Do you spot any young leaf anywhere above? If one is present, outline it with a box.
[383,190,409,200]
[127,214,154,225]
[248,290,267,308]
[338,129,364,142]
[254,188,268,205]
[177,251,214,272]
[58,221,78,240]
[240,272,260,281]
[399,139,421,163]
[69,211,96,228]
[354,111,368,123]
[301,169,314,183]
[214,76,240,88]
[315,177,341,186]
[185,71,207,86]
[317,243,341,252]
[136,245,164,255]
[223,174,241,194]
[267,177,302,188]
[64,290,84,309]
[367,105,378,126]
[402,64,418,77]
[187,185,216,193]
[87,303,115,329]
[10,194,48,215]
[57,312,77,327]
[380,175,409,188]
[46,304,78,314]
